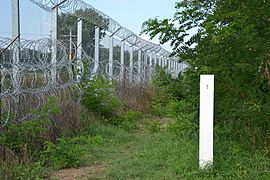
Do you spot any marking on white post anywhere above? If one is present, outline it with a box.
[199,74,214,169]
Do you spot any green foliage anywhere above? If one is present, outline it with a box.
[0,161,48,180]
[152,66,183,101]
[149,102,167,117]
[110,111,143,131]
[0,97,61,179]
[143,0,270,150]
[82,75,122,118]
[104,119,270,179]
[44,137,86,169]
[0,119,51,155]
[0,97,60,155]
[146,120,162,133]
[149,67,185,117]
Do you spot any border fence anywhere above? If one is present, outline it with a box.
[0,0,186,126]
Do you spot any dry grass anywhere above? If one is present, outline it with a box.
[116,79,157,112]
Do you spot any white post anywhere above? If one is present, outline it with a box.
[12,0,20,91]
[199,75,214,169]
[129,46,133,82]
[93,26,100,74]
[109,36,113,79]
[120,40,125,79]
[51,6,57,84]
[76,18,83,80]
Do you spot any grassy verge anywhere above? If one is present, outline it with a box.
[53,117,270,179]
[1,115,269,179]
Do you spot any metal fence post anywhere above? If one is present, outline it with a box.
[12,0,20,91]
[93,26,100,74]
[120,40,125,79]
[159,56,162,67]
[144,50,148,81]
[137,49,142,82]
[153,53,157,67]
[109,36,113,79]
[76,18,83,80]
[149,52,153,81]
[168,59,171,73]
[51,6,57,84]
[129,46,133,82]
[69,29,73,61]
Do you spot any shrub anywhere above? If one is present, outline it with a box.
[110,111,144,131]
[82,75,122,118]
[0,161,48,180]
[149,102,167,117]
[44,137,85,169]
[0,97,61,156]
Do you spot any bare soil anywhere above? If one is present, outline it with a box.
[50,162,107,180]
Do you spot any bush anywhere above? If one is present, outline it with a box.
[0,97,61,179]
[151,66,184,101]
[0,161,48,180]
[82,75,122,118]
[0,97,60,156]
[110,111,144,131]
[149,103,167,117]
[44,137,86,169]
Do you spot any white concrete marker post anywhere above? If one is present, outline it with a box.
[199,74,214,169]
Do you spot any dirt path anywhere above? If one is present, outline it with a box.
[51,162,107,180]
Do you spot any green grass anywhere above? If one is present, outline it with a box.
[64,118,270,179]
[82,120,270,179]
[1,117,269,179]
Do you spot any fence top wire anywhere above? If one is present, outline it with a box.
[28,0,178,61]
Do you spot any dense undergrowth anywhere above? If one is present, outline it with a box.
[0,69,269,179]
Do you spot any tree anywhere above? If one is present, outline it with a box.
[142,0,270,149]
[58,8,108,57]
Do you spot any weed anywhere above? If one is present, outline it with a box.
[82,75,122,118]
[110,111,143,131]
[44,137,86,169]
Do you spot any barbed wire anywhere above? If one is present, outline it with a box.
[28,0,175,59]
[0,36,166,126]
[0,0,185,127]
